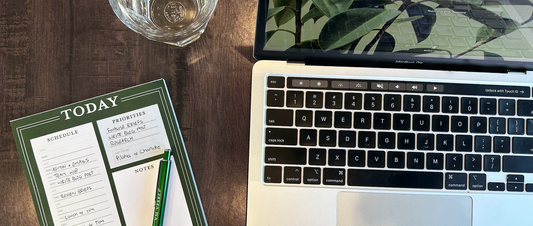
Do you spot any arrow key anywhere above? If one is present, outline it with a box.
[488,182,505,191]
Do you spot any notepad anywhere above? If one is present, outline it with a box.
[11,79,206,226]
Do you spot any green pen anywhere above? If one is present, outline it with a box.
[153,149,172,226]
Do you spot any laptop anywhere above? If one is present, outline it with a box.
[247,0,533,225]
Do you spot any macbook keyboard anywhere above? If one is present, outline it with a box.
[262,75,533,192]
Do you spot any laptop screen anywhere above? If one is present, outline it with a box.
[254,0,533,72]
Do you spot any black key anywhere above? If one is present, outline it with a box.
[475,136,491,152]
[348,150,366,167]
[461,97,478,114]
[413,114,430,131]
[404,95,421,112]
[384,94,401,111]
[407,152,425,169]
[451,116,468,133]
[358,131,376,148]
[306,92,323,108]
[528,119,533,135]
[308,148,326,165]
[417,133,434,150]
[480,98,497,115]
[328,149,346,166]
[499,99,515,116]
[518,100,533,116]
[267,90,284,107]
[266,109,293,126]
[489,117,506,134]
[484,155,501,172]
[267,76,285,88]
[286,91,304,107]
[284,167,302,184]
[393,113,411,130]
[334,112,352,128]
[345,93,362,110]
[315,111,332,127]
[323,168,346,185]
[488,182,505,191]
[264,166,282,183]
[373,113,391,130]
[446,154,463,170]
[397,133,415,150]
[493,136,510,153]
[378,132,395,149]
[455,135,472,152]
[338,131,356,147]
[265,147,306,164]
[387,151,405,169]
[353,112,371,129]
[507,183,524,192]
[507,174,525,183]
[527,184,533,192]
[465,154,482,171]
[503,156,533,173]
[423,96,440,112]
[347,169,443,189]
[437,134,453,151]
[303,167,321,184]
[445,173,467,190]
[432,115,449,132]
[325,92,343,109]
[508,118,525,135]
[513,137,533,154]
[299,129,317,146]
[367,151,385,168]
[469,174,486,190]
[426,153,444,170]
[442,96,459,113]
[295,110,313,127]
[364,94,382,110]
[266,128,297,145]
[470,117,487,133]
[319,130,336,147]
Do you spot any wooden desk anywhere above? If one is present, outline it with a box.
[0,0,255,225]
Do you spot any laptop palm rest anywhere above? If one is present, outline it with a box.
[337,192,472,226]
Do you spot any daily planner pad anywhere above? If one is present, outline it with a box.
[11,79,206,226]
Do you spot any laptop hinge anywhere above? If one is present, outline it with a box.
[286,60,306,66]
[507,69,530,75]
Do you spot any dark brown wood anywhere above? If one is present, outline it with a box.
[0,0,256,225]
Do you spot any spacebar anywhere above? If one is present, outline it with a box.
[348,169,443,189]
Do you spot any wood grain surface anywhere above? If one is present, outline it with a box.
[0,0,257,225]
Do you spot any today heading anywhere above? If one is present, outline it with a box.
[60,96,118,120]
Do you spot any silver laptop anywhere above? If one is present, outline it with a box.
[248,1,533,225]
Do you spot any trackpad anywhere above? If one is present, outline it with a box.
[337,192,472,226]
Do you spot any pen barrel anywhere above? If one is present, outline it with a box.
[153,159,171,226]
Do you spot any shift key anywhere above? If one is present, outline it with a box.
[265,147,306,164]
[266,128,297,145]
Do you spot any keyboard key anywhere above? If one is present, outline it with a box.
[484,155,501,172]
[338,131,356,147]
[295,110,313,127]
[507,183,524,192]
[455,135,472,152]
[319,130,336,147]
[499,99,516,115]
[308,148,326,165]
[503,156,533,173]
[286,91,304,107]
[284,167,302,184]
[299,129,317,146]
[469,174,486,190]
[267,90,284,107]
[353,112,371,129]
[347,169,443,189]
[528,119,533,135]
[393,113,411,130]
[264,166,282,183]
[470,117,487,133]
[334,112,352,128]
[292,79,310,88]
[442,96,459,113]
[480,98,496,115]
[373,113,391,130]
[315,111,332,127]
[461,97,478,114]
[325,92,343,109]
[508,118,524,135]
[413,114,430,131]
[507,174,524,183]
[303,167,321,184]
[397,133,415,150]
[364,94,382,110]
[345,93,362,110]
[265,147,306,164]
[445,173,467,190]
[266,109,293,126]
[517,100,533,116]
[378,132,396,149]
[384,94,401,111]
[493,136,510,153]
[348,150,366,167]
[426,153,444,170]
[465,154,482,171]
[489,117,506,134]
[417,133,434,150]
[266,128,297,145]
[267,76,285,88]
[527,184,533,192]
[451,116,468,132]
[513,137,533,154]
[475,136,491,152]
[488,182,505,191]
[407,152,425,169]
[387,151,405,169]
[367,151,385,168]
[404,95,421,112]
[328,149,346,166]
[446,154,463,170]
[358,131,376,148]
[432,115,449,132]
[310,80,328,88]
[423,96,440,112]
[331,81,349,89]
[306,92,323,108]
[323,168,346,185]
[437,134,453,151]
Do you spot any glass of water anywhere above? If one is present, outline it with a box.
[109,0,217,46]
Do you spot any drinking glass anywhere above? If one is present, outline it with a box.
[109,0,217,46]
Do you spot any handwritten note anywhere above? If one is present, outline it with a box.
[30,123,121,226]
[96,104,171,169]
